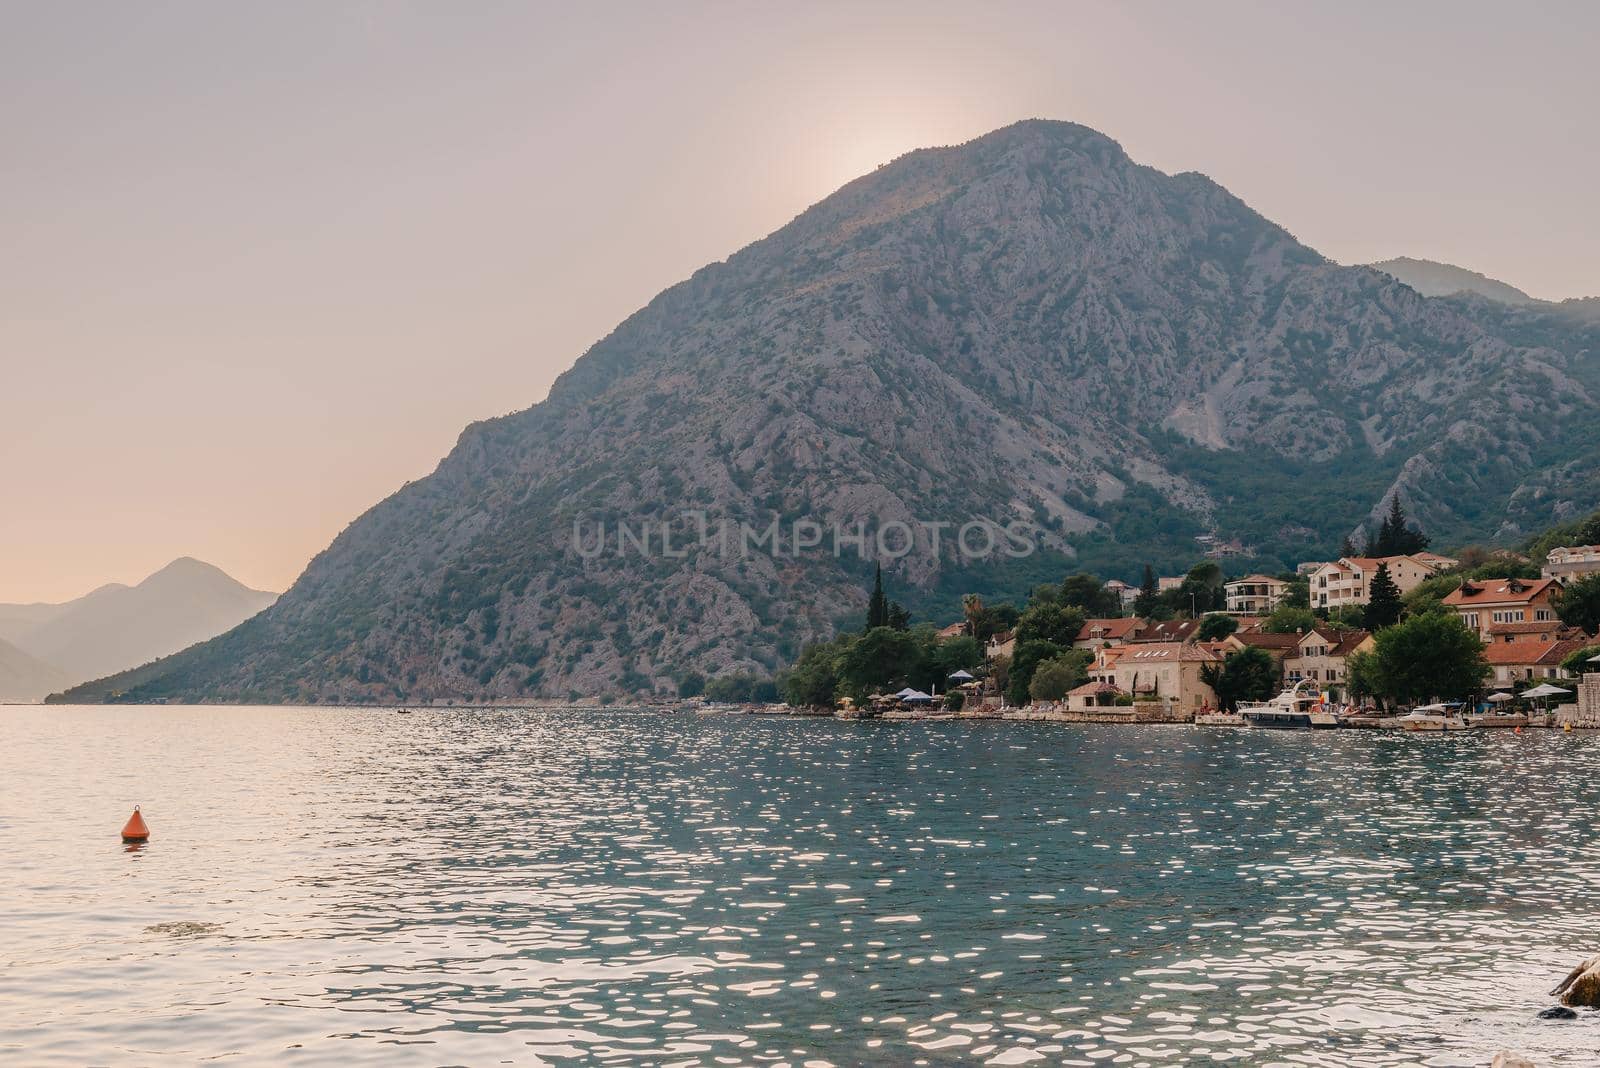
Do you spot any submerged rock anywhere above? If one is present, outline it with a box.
[1550,953,1600,1007]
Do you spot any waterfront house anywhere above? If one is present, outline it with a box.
[1309,554,1450,610]
[1223,574,1291,615]
[1543,545,1600,583]
[1063,680,1130,713]
[1072,616,1146,650]
[1157,575,1184,593]
[1442,577,1562,641]
[1283,628,1373,702]
[936,621,967,640]
[1094,641,1221,713]
[1482,638,1587,686]
[986,629,1016,662]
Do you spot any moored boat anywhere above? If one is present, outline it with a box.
[1398,703,1471,731]
[1240,680,1338,730]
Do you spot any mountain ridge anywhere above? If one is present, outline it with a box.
[58,119,1600,704]
[2,557,277,696]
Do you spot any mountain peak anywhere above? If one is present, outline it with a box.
[56,121,1600,704]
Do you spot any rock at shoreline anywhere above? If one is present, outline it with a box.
[1550,953,1600,1007]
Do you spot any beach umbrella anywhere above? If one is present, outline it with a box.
[1522,683,1569,699]
[902,690,935,703]
[1485,692,1515,703]
[894,687,917,698]
[948,669,975,681]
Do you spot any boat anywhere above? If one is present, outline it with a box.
[1240,680,1339,730]
[1398,703,1471,732]
[1195,710,1245,726]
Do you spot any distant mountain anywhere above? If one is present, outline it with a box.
[59,120,1600,705]
[0,636,71,703]
[1370,257,1535,304]
[2,558,277,692]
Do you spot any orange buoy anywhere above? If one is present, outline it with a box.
[1515,725,1523,735]
[120,806,149,842]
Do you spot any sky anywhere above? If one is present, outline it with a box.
[3,1,1597,603]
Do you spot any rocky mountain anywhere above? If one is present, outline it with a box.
[1370,257,1534,304]
[0,636,71,703]
[60,120,1600,705]
[5,558,277,692]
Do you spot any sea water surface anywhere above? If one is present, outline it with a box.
[3,706,1599,1066]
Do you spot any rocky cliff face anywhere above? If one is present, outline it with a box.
[64,120,1600,703]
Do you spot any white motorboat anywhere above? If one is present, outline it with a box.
[1240,680,1339,730]
[1398,703,1471,732]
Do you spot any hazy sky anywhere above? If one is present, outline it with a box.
[4,1,1597,603]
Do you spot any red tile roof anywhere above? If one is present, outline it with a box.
[1136,619,1202,643]
[1075,617,1144,641]
[1480,639,1582,667]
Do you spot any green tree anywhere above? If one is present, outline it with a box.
[1197,613,1238,641]
[1014,602,1087,648]
[866,564,889,630]
[838,626,918,699]
[1133,564,1160,617]
[1402,573,1462,618]
[1282,577,1311,609]
[676,671,705,698]
[932,635,983,680]
[1365,562,1403,630]
[1198,646,1279,711]
[1325,604,1367,630]
[1560,644,1600,676]
[887,600,911,631]
[1262,605,1317,633]
[1030,582,1061,605]
[1338,534,1359,558]
[1367,611,1487,704]
[1556,573,1600,635]
[1029,650,1092,701]
[1007,639,1064,706]
[1059,573,1120,616]
[1345,649,1380,702]
[1169,561,1225,616]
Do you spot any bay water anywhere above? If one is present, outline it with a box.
[3,706,1598,1065]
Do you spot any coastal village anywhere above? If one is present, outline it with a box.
[777,506,1600,731]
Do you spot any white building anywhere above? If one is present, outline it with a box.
[1543,545,1600,583]
[1223,574,1291,615]
[1309,554,1454,610]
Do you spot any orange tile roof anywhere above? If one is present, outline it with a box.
[1443,578,1561,607]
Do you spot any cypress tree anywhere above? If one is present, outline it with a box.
[866,564,889,630]
[1133,564,1159,618]
[1366,561,1403,629]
